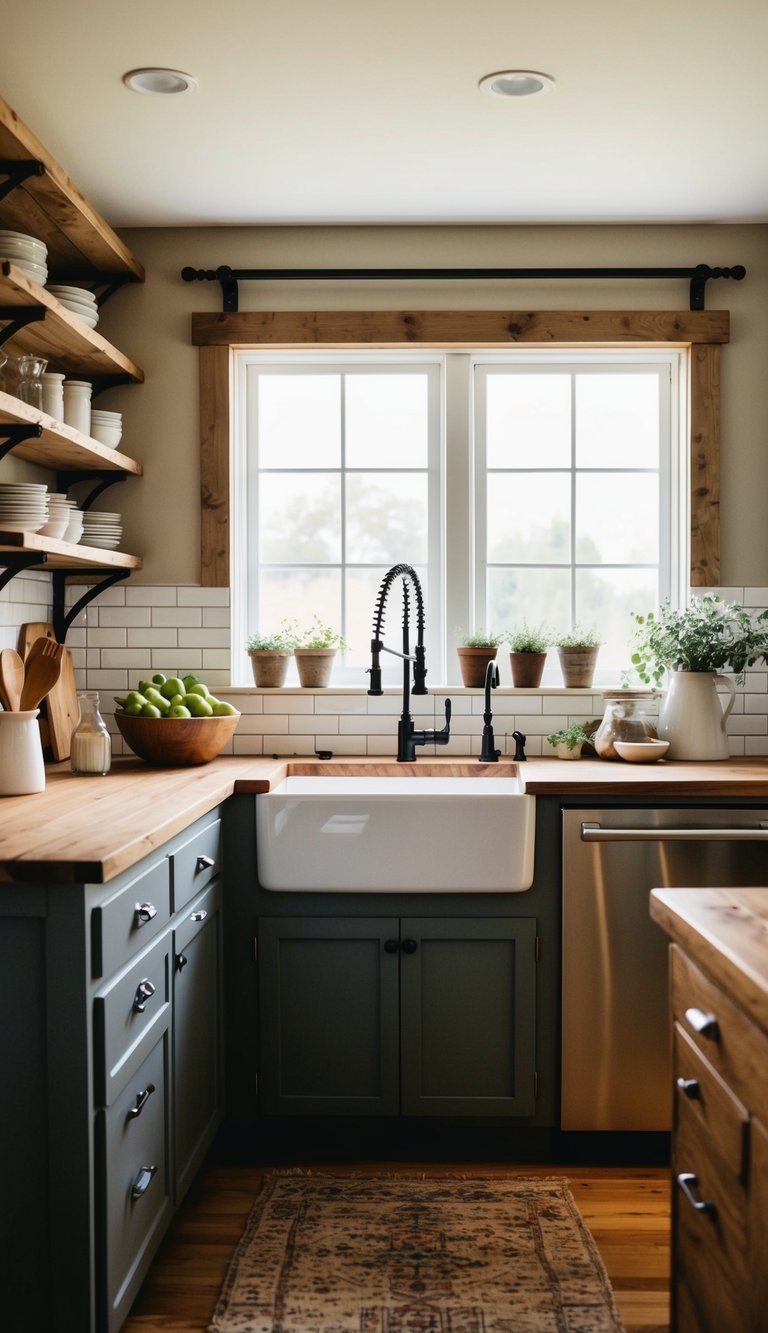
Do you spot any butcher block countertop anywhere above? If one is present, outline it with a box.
[651,887,768,1036]
[2,754,768,884]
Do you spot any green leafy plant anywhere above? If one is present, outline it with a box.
[553,625,602,649]
[507,622,551,654]
[246,620,299,652]
[298,616,348,650]
[546,721,594,751]
[630,595,768,685]
[455,627,506,648]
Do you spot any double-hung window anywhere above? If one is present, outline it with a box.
[232,346,686,685]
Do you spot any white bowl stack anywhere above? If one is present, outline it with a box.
[0,482,49,532]
[47,284,99,329]
[81,510,122,550]
[89,409,122,449]
[39,492,79,540]
[0,230,48,285]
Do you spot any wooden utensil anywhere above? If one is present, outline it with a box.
[20,638,63,711]
[17,623,56,751]
[46,643,79,761]
[0,648,25,711]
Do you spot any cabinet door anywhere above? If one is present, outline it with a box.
[172,881,222,1201]
[258,917,400,1115]
[400,917,537,1117]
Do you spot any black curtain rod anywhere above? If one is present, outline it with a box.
[181,262,745,312]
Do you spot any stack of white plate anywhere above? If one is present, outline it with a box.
[0,482,49,532]
[90,409,122,449]
[0,229,48,285]
[81,510,122,549]
[47,284,99,330]
[40,492,77,540]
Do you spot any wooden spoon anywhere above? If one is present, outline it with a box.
[0,648,25,711]
[19,639,64,712]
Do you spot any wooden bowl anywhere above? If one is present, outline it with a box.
[115,711,240,766]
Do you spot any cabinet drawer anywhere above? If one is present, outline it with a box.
[671,944,768,1112]
[170,817,221,911]
[92,856,171,979]
[94,933,171,1105]
[96,1031,172,1333]
[674,1023,748,1179]
[673,1095,749,1333]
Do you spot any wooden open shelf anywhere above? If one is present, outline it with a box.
[0,391,142,472]
[0,263,144,380]
[0,528,142,571]
[0,95,144,282]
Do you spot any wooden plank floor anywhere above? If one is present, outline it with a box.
[123,1162,670,1333]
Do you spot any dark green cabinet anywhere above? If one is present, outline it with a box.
[173,880,223,1200]
[258,915,537,1117]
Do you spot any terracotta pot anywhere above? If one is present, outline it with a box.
[457,646,498,687]
[557,646,599,688]
[294,647,336,688]
[248,649,292,687]
[510,650,547,688]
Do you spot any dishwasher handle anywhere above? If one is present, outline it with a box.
[581,821,768,842]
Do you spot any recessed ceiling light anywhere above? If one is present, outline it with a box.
[478,70,555,98]
[122,68,198,95]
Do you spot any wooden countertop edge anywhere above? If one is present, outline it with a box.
[651,887,768,1035]
[2,754,768,884]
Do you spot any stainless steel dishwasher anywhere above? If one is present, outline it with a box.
[561,805,768,1131]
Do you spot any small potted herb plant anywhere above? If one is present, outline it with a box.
[507,623,551,688]
[246,622,298,688]
[455,628,506,687]
[546,721,595,760]
[554,626,602,688]
[294,617,348,687]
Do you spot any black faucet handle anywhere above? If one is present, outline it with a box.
[512,729,527,761]
[443,698,451,726]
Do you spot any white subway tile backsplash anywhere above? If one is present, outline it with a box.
[178,627,229,648]
[202,607,230,628]
[201,649,231,669]
[126,586,178,606]
[263,693,314,714]
[177,586,230,606]
[99,606,151,628]
[151,607,202,628]
[88,628,128,648]
[127,627,178,648]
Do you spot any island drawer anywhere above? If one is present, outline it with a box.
[671,944,768,1112]
[96,1029,172,1333]
[94,932,171,1105]
[91,855,171,979]
[170,816,221,911]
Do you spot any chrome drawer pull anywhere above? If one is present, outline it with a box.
[132,978,156,1013]
[677,1171,716,1216]
[127,1083,156,1119]
[684,1007,719,1040]
[676,1077,701,1100]
[131,1164,158,1199]
[134,902,158,927]
[190,909,207,922]
[196,854,216,873]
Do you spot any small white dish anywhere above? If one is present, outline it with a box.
[614,739,670,763]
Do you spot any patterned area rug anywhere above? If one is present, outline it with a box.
[209,1172,626,1332]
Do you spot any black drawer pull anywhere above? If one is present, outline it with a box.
[677,1171,716,1216]
[127,1083,156,1119]
[132,978,156,1013]
[134,902,157,926]
[196,854,216,873]
[401,938,418,955]
[190,909,208,922]
[383,939,399,954]
[131,1164,158,1199]
[684,1007,719,1040]
[676,1077,701,1100]
[176,952,188,972]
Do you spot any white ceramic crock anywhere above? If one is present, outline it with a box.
[0,709,45,795]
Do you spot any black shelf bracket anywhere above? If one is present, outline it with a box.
[57,471,126,511]
[181,262,747,313]
[0,551,47,596]
[90,374,134,399]
[0,159,45,205]
[52,568,131,644]
[0,421,43,462]
[0,304,47,349]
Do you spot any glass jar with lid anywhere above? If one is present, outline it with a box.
[594,690,659,760]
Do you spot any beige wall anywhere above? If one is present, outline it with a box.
[94,223,768,587]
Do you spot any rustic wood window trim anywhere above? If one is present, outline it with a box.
[193,308,729,588]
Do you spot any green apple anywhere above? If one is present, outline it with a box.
[187,682,210,698]
[182,673,201,690]
[160,676,186,701]
[186,693,214,717]
[141,703,162,718]
[151,673,166,685]
[168,704,191,718]
[211,701,238,716]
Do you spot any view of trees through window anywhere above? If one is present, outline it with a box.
[235,351,682,684]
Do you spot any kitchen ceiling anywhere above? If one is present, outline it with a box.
[2,0,767,228]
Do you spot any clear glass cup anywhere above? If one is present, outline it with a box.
[70,690,112,775]
[16,354,48,410]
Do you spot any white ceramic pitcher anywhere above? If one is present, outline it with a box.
[657,670,736,760]
[0,709,45,794]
